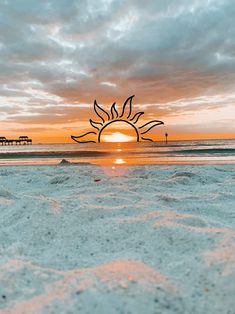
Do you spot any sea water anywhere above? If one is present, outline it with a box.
[0,139,235,165]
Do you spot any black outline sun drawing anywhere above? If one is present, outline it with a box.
[71,95,164,143]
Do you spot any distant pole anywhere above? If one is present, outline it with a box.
[165,132,168,144]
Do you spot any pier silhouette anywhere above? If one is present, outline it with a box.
[0,136,32,145]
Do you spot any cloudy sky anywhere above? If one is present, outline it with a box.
[0,0,235,142]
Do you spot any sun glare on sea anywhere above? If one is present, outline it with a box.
[101,132,136,143]
[114,158,125,164]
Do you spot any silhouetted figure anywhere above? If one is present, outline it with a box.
[165,132,168,144]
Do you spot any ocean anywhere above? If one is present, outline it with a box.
[0,139,235,166]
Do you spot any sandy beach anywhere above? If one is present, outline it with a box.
[0,164,234,313]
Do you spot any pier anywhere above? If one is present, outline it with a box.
[0,136,32,145]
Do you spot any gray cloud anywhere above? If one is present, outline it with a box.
[0,0,235,135]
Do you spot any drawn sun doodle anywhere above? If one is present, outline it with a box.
[71,95,164,143]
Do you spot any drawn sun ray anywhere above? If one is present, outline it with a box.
[130,111,145,124]
[111,102,118,120]
[139,120,164,135]
[140,136,154,142]
[120,95,133,119]
[89,119,103,131]
[71,95,164,143]
[94,99,110,123]
[71,131,97,143]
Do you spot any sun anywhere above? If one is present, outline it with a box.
[101,132,136,143]
[71,95,164,143]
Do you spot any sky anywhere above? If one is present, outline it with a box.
[0,0,235,143]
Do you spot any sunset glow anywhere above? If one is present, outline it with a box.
[0,1,235,142]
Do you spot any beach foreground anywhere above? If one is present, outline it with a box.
[0,164,235,313]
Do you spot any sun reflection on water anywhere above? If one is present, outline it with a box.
[99,154,128,177]
[114,158,125,164]
[95,143,131,177]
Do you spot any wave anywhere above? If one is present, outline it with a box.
[131,148,235,156]
[0,151,110,159]
[169,148,235,155]
[0,148,235,160]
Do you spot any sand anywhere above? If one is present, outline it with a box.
[0,164,235,313]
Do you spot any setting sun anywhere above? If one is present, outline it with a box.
[101,132,136,143]
[71,96,164,143]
